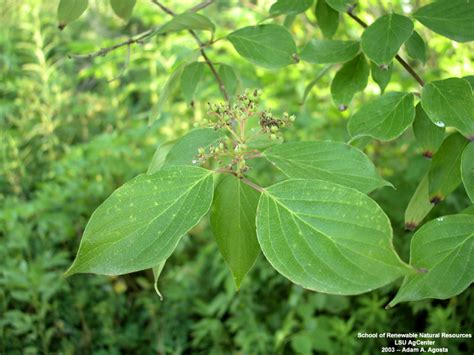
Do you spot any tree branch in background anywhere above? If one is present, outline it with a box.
[152,0,230,101]
[346,8,425,87]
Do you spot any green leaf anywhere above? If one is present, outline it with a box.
[148,140,176,174]
[428,133,469,203]
[152,261,166,300]
[405,31,427,65]
[421,78,474,140]
[325,0,353,12]
[211,175,261,289]
[404,173,433,231]
[412,103,445,158]
[389,215,474,307]
[110,0,136,21]
[315,0,339,38]
[300,40,359,64]
[330,53,369,110]
[218,64,239,97]
[156,12,215,35]
[461,143,474,202]
[163,128,224,168]
[180,62,205,103]
[227,25,297,69]
[361,14,414,65]
[371,61,392,94]
[269,0,313,15]
[65,166,214,276]
[57,0,88,29]
[256,179,410,295]
[148,65,184,125]
[461,204,474,215]
[463,75,474,90]
[263,141,390,194]
[348,92,415,141]
[413,0,474,43]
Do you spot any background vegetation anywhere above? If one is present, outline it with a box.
[1,0,473,353]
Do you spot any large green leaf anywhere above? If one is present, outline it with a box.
[325,0,353,12]
[65,166,214,276]
[211,175,261,289]
[405,30,427,65]
[404,173,433,231]
[361,14,414,65]
[269,0,313,15]
[180,62,205,103]
[315,0,339,38]
[110,0,136,21]
[370,62,392,94]
[348,92,415,141]
[330,53,369,109]
[421,78,474,140]
[389,215,474,307]
[156,12,215,35]
[461,143,474,202]
[413,0,474,43]
[227,25,297,69]
[57,0,88,29]
[163,128,224,168]
[263,141,390,193]
[412,103,445,158]
[300,40,359,64]
[428,133,469,203]
[256,179,410,295]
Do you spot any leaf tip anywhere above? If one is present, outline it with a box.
[404,221,418,231]
[429,195,443,205]
[58,23,66,31]
[422,151,433,159]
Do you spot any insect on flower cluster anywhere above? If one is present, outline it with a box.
[193,90,295,176]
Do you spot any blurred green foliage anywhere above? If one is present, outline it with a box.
[1,0,473,353]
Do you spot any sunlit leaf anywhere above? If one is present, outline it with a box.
[389,215,474,307]
[414,0,474,42]
[156,12,215,35]
[421,78,474,140]
[263,141,390,193]
[57,0,88,29]
[65,166,214,276]
[348,92,415,141]
[110,0,136,21]
[256,179,410,295]
[404,173,433,231]
[361,14,414,65]
[227,25,297,69]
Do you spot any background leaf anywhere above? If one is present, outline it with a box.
[389,215,474,307]
[269,0,313,15]
[348,92,415,141]
[325,0,353,12]
[371,62,392,94]
[413,0,474,42]
[412,103,445,158]
[256,179,410,295]
[110,0,136,21]
[263,141,390,193]
[315,0,339,38]
[330,53,369,109]
[404,173,433,231]
[163,128,224,168]
[65,166,214,276]
[300,40,359,64]
[227,25,297,69]
[57,0,88,29]
[428,133,468,203]
[180,62,205,103]
[211,175,261,289]
[405,30,427,65]
[218,64,239,98]
[461,143,474,202]
[156,12,215,35]
[421,78,474,140]
[361,14,414,65]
